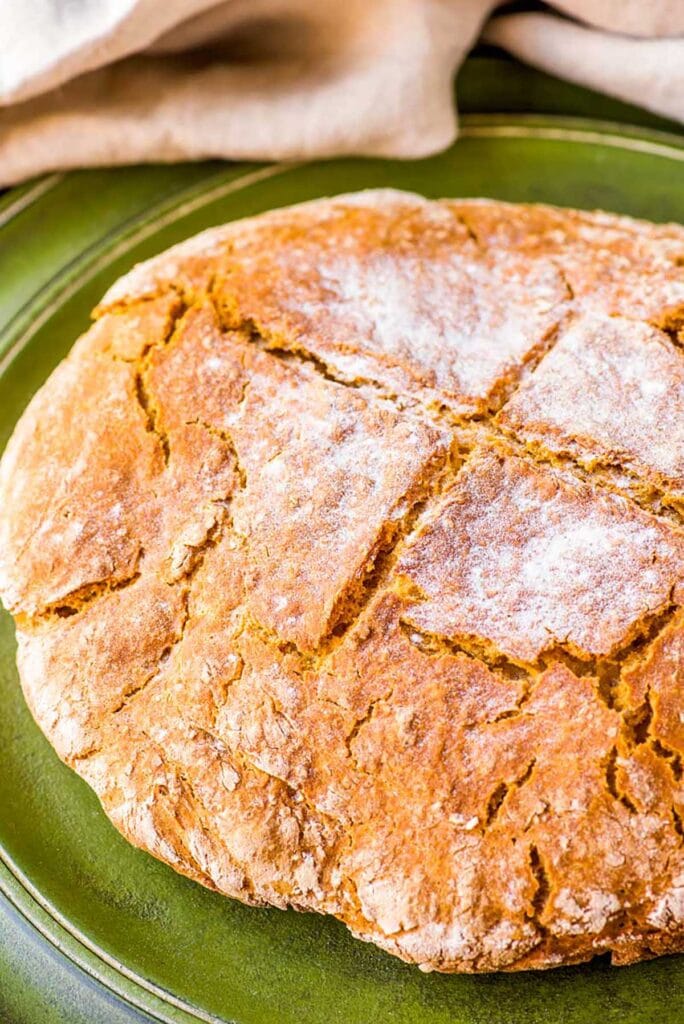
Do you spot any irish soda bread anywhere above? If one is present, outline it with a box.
[2,190,684,973]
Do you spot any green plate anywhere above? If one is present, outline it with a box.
[1,112,684,1024]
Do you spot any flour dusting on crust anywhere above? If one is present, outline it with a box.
[1,190,684,974]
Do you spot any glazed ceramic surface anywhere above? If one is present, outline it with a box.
[1,104,683,1024]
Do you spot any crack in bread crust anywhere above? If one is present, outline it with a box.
[2,191,684,974]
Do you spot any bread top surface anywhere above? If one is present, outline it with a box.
[1,189,684,973]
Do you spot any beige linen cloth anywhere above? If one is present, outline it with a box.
[0,0,683,186]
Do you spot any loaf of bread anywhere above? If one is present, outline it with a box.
[1,190,684,972]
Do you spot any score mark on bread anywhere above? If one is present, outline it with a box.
[1,189,684,973]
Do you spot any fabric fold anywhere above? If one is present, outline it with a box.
[484,13,684,124]
[0,0,681,186]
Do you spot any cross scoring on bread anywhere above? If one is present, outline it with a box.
[2,191,684,973]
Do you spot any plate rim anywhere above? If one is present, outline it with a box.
[3,112,684,379]
[1,110,684,1024]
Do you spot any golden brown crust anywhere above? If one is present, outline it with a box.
[398,443,684,664]
[1,189,684,973]
[498,315,684,508]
